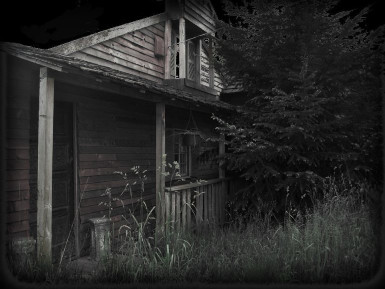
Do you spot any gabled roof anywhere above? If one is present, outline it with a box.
[1,42,233,111]
[50,13,167,56]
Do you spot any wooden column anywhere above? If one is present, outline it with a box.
[37,67,54,264]
[164,18,172,79]
[219,133,226,225]
[155,103,166,242]
[179,17,186,79]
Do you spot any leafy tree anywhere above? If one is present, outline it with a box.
[213,0,384,219]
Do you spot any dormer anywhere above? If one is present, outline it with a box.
[164,0,222,99]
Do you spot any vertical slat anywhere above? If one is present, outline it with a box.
[155,103,166,241]
[37,67,54,264]
[209,184,213,224]
[171,192,176,229]
[73,103,80,257]
[196,186,202,232]
[176,190,180,232]
[182,189,187,232]
[165,191,171,227]
[164,18,172,79]
[216,183,220,224]
[187,188,191,230]
[179,17,186,78]
[204,184,208,227]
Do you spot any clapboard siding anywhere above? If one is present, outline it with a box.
[76,94,157,244]
[185,0,215,33]
[70,23,165,83]
[5,56,36,239]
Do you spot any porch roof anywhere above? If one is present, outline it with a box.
[1,42,234,111]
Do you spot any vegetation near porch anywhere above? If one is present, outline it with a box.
[8,174,379,284]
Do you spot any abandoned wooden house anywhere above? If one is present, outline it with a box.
[2,0,239,263]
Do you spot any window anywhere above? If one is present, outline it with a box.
[173,133,190,177]
[166,129,191,178]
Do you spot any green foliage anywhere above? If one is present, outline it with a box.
[214,0,384,215]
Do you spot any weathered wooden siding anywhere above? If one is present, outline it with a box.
[184,0,216,33]
[71,23,165,84]
[5,56,37,239]
[69,89,157,253]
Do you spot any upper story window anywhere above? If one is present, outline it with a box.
[169,29,212,88]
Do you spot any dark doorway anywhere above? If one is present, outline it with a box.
[30,101,75,262]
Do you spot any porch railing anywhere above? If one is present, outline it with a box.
[165,178,229,233]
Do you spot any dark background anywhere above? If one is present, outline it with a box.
[0,0,383,49]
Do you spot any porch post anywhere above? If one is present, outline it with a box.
[219,134,226,225]
[179,17,186,79]
[155,103,166,242]
[37,67,54,264]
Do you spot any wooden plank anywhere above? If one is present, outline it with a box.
[84,46,164,76]
[104,39,164,68]
[73,103,80,257]
[121,33,155,52]
[154,23,165,32]
[179,17,186,79]
[176,190,180,232]
[185,2,215,31]
[171,192,176,229]
[184,13,213,35]
[52,13,167,55]
[165,191,171,227]
[164,19,172,79]
[186,188,191,230]
[94,43,164,73]
[203,184,208,227]
[112,36,154,58]
[147,25,165,38]
[155,103,166,241]
[182,190,187,232]
[72,51,162,83]
[197,186,203,230]
[37,67,54,264]
[185,0,216,25]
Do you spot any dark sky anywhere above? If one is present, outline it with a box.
[0,0,383,49]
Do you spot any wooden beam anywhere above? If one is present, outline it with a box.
[155,102,166,242]
[164,19,172,79]
[37,67,54,264]
[73,103,80,258]
[179,17,186,79]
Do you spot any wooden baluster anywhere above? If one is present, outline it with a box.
[176,190,180,232]
[165,191,170,230]
[171,192,176,231]
[204,185,208,228]
[187,188,191,230]
[195,187,200,233]
[182,189,187,232]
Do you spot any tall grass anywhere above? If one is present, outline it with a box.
[94,174,379,284]
[8,172,380,284]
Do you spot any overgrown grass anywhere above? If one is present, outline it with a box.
[9,175,380,284]
[94,175,380,284]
